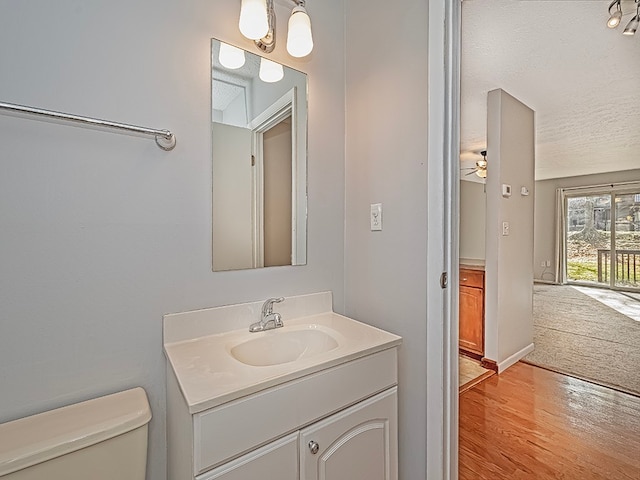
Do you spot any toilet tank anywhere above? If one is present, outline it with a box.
[0,387,152,480]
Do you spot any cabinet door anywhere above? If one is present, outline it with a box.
[198,433,297,480]
[300,388,397,480]
[459,285,484,355]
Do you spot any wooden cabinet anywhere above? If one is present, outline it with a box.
[459,268,484,357]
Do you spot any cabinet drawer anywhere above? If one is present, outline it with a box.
[197,433,298,480]
[193,348,398,474]
[460,269,484,288]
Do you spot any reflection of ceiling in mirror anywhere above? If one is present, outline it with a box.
[213,73,247,112]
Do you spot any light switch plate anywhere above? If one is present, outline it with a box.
[370,203,382,231]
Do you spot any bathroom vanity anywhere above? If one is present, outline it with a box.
[163,292,401,480]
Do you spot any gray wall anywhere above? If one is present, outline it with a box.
[0,1,345,479]
[460,180,486,262]
[485,89,535,367]
[534,168,640,280]
[345,0,429,478]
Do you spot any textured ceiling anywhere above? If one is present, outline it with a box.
[461,0,640,182]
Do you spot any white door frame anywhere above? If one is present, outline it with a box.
[248,89,297,268]
[427,0,460,478]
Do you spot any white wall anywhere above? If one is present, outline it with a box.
[534,169,640,281]
[345,0,429,478]
[0,1,345,479]
[460,180,486,262]
[485,89,535,369]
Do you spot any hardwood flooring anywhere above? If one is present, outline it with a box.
[459,362,640,480]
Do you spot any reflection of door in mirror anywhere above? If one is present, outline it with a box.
[263,118,292,267]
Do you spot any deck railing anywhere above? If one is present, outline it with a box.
[597,249,640,285]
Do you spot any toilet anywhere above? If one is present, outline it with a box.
[0,387,151,480]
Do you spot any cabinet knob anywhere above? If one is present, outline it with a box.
[308,440,319,454]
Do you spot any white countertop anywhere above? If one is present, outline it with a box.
[164,306,402,413]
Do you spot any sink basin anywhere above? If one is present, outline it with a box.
[230,328,339,367]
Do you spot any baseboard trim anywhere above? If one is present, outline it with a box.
[497,343,535,373]
[534,279,560,285]
[480,357,498,372]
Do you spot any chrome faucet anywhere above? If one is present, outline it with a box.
[249,297,285,332]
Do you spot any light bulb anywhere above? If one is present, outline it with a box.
[608,10,622,28]
[286,5,314,58]
[623,14,639,35]
[218,43,246,69]
[259,58,284,83]
[476,169,487,179]
[239,0,269,40]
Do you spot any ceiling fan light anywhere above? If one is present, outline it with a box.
[623,14,639,35]
[476,169,487,179]
[608,9,622,28]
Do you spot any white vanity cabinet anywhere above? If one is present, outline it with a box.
[199,387,397,480]
[167,348,399,480]
[163,293,402,480]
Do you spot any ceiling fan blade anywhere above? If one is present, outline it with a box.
[464,170,479,176]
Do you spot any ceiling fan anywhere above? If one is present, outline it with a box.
[462,150,487,178]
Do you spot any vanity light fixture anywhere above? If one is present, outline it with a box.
[607,0,640,35]
[239,0,269,40]
[239,0,314,58]
[259,57,284,82]
[286,1,313,57]
[218,42,246,69]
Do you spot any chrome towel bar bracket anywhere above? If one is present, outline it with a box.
[0,101,176,151]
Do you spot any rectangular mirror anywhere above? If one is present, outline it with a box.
[211,39,308,271]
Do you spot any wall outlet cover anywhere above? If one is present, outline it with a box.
[370,203,382,231]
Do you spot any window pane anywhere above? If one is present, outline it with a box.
[614,193,640,289]
[566,195,611,285]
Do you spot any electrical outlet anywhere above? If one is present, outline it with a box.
[541,261,546,267]
[370,203,382,231]
[546,260,551,267]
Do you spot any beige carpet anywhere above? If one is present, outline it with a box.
[524,284,640,397]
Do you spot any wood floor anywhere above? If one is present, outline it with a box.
[459,362,640,480]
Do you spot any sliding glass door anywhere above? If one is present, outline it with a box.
[566,195,611,287]
[564,186,640,292]
[613,192,640,289]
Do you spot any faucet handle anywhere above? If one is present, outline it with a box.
[262,297,284,316]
